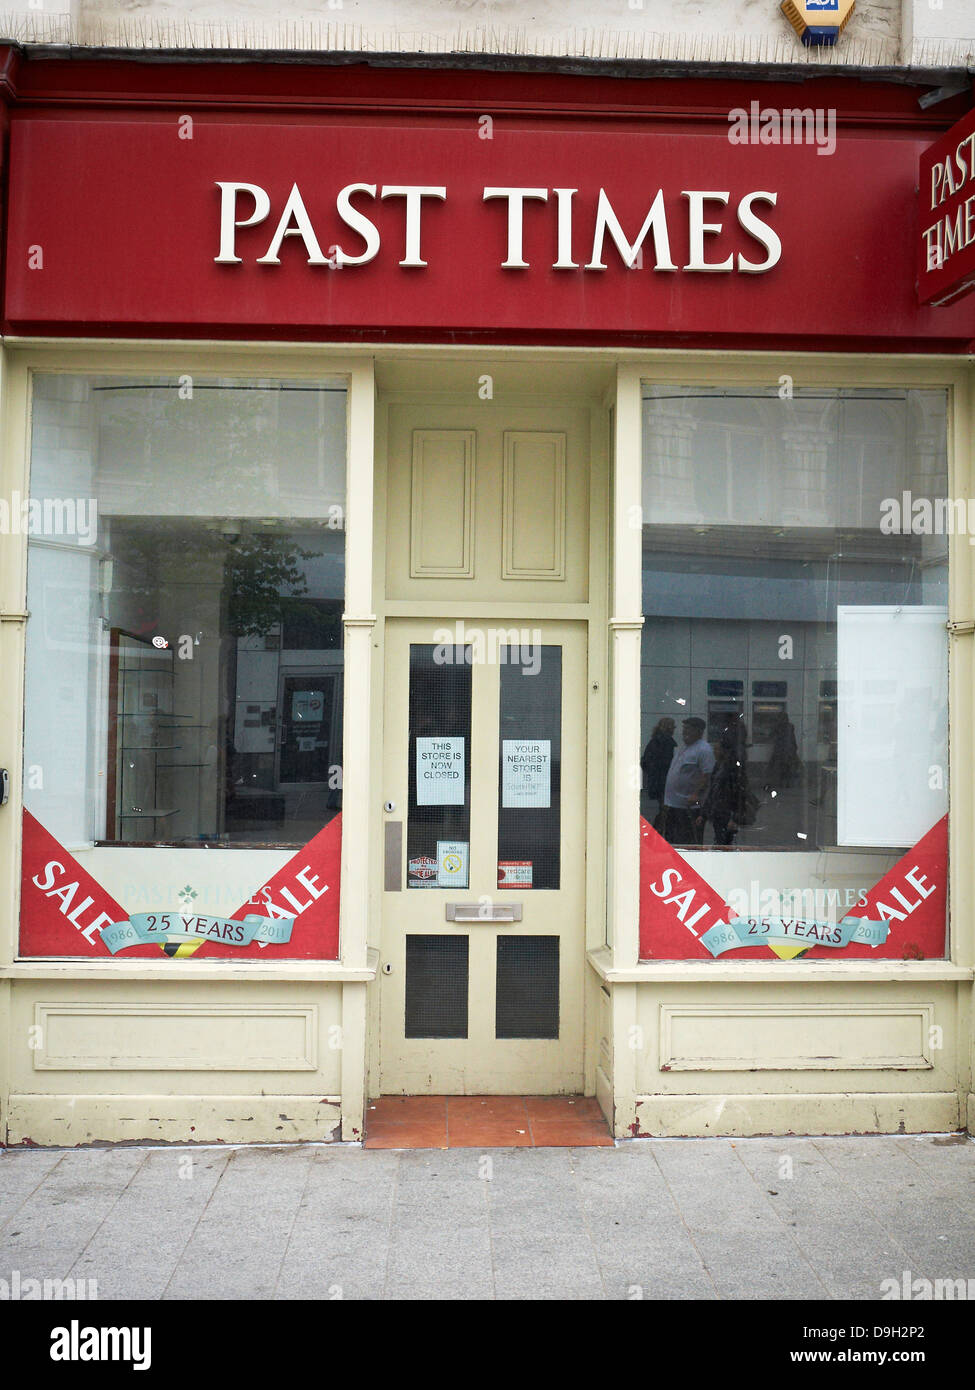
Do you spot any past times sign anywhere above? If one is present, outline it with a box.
[5,96,975,347]
[918,104,975,306]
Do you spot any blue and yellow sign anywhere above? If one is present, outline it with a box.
[781,0,855,46]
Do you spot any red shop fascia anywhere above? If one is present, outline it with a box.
[0,49,972,350]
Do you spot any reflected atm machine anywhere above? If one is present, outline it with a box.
[277,670,341,792]
[818,679,838,753]
[751,680,789,756]
[706,679,744,743]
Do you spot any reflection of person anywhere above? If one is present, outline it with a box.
[699,738,751,847]
[767,709,800,788]
[641,717,676,820]
[662,716,715,847]
[719,710,748,767]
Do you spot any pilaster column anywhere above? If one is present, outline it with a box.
[339,361,376,972]
[610,366,644,970]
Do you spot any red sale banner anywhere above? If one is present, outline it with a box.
[19,809,342,960]
[224,814,341,960]
[639,818,747,960]
[20,810,157,958]
[812,814,948,961]
[639,814,948,961]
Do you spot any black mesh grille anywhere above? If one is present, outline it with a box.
[497,646,562,890]
[495,935,559,1039]
[405,935,469,1038]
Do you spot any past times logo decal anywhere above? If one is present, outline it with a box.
[19,809,341,960]
[639,814,947,961]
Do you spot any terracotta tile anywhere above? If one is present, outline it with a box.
[363,1129,448,1150]
[363,1113,447,1134]
[368,1096,447,1123]
[363,1094,610,1149]
[363,1119,448,1147]
[527,1111,611,1132]
[527,1120,614,1148]
[446,1123,533,1148]
[523,1096,600,1119]
[528,1109,609,1128]
[447,1097,528,1121]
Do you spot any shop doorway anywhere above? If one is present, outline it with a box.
[379,618,587,1094]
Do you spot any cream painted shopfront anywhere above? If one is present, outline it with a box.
[1,54,974,1144]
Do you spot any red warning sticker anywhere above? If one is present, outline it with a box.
[498,861,533,888]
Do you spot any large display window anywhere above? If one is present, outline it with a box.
[19,374,347,959]
[639,385,949,961]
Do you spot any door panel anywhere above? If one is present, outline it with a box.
[385,403,590,605]
[380,619,587,1094]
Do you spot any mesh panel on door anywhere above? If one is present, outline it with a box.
[495,935,559,1039]
[407,644,472,890]
[405,935,469,1038]
[497,646,561,890]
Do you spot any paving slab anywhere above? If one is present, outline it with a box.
[2,1134,974,1300]
[0,1149,66,1218]
[63,1149,230,1299]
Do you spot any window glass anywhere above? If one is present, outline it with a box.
[640,386,949,960]
[24,375,346,850]
[406,644,472,888]
[498,645,562,890]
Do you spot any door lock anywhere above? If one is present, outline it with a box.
[383,799,396,814]
[382,961,393,975]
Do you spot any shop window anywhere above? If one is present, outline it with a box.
[497,646,562,891]
[406,644,472,887]
[640,386,949,962]
[23,375,347,852]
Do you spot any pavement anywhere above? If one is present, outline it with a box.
[2,1132,975,1301]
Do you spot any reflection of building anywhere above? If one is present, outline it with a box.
[641,389,949,853]
[230,611,344,841]
[26,378,347,852]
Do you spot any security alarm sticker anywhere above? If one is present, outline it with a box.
[437,840,469,888]
[501,739,551,808]
[498,860,533,888]
[408,854,439,887]
[416,737,465,805]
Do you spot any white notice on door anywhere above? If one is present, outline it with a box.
[416,737,465,805]
[501,739,551,808]
[437,840,469,888]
